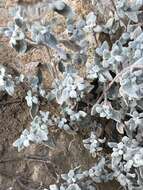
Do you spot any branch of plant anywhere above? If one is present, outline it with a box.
[0,155,52,164]
[96,64,143,104]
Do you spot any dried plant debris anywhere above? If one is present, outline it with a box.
[1,0,143,189]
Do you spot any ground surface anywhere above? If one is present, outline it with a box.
[0,1,120,189]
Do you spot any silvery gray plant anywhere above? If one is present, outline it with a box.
[91,102,122,123]
[108,136,143,189]
[25,90,38,107]
[56,107,87,133]
[2,0,143,189]
[83,132,106,158]
[0,66,15,96]
[13,111,53,151]
[88,157,114,183]
[61,166,88,184]
[51,72,92,105]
